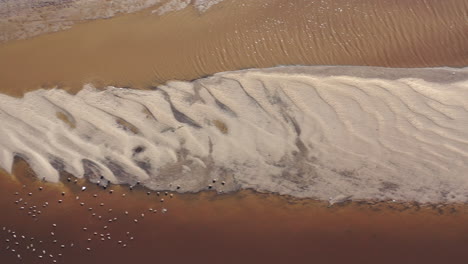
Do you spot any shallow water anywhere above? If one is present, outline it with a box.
[1,160,468,264]
[0,0,466,96]
[0,0,223,42]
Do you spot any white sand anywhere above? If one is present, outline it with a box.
[0,66,467,203]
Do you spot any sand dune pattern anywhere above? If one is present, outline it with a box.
[0,66,467,203]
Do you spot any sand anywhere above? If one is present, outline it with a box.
[0,0,466,97]
[1,66,467,203]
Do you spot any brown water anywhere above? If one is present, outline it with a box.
[0,0,466,96]
[1,159,468,264]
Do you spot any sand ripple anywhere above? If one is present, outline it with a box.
[0,66,467,203]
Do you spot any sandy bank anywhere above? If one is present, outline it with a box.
[1,66,467,203]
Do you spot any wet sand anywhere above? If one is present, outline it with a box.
[1,159,468,264]
[0,0,467,96]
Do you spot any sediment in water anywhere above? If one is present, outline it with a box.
[0,0,466,96]
[1,160,468,264]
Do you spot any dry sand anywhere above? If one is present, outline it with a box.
[0,0,466,96]
[1,66,467,203]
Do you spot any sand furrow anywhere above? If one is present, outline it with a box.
[0,66,467,203]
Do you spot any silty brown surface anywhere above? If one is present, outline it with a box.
[0,0,466,96]
[1,159,468,264]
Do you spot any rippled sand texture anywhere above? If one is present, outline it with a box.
[0,0,467,96]
[2,165,468,264]
[1,66,467,203]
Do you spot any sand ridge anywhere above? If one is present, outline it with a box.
[1,65,467,203]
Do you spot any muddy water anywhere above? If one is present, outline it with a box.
[1,159,468,264]
[0,0,466,96]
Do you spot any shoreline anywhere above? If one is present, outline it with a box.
[3,164,468,208]
[0,0,227,43]
[2,164,468,264]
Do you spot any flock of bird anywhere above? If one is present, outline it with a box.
[1,173,227,263]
